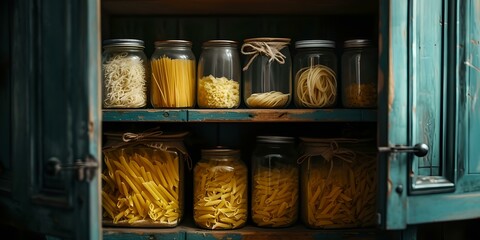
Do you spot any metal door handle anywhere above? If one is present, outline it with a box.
[378,143,429,157]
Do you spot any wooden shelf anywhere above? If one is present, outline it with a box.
[103,222,384,240]
[102,0,378,15]
[102,109,377,122]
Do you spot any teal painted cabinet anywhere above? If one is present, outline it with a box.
[0,0,479,240]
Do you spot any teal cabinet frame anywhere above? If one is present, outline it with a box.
[378,0,480,230]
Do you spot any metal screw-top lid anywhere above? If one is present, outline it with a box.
[201,147,240,157]
[102,39,145,48]
[295,40,335,49]
[256,136,295,144]
[202,40,238,47]
[343,39,373,48]
[154,39,192,48]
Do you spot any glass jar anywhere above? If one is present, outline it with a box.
[193,148,248,230]
[102,39,148,109]
[293,40,338,108]
[241,37,292,109]
[101,129,190,227]
[251,136,299,227]
[298,137,377,229]
[197,40,241,109]
[341,39,378,108]
[150,40,196,108]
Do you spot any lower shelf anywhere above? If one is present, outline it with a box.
[103,221,387,240]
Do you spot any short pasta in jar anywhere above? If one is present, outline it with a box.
[193,148,248,230]
[101,129,189,227]
[298,137,377,229]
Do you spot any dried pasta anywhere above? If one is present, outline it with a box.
[193,160,248,229]
[101,148,182,226]
[246,91,290,108]
[295,64,337,108]
[300,141,377,228]
[197,75,240,108]
[102,53,147,108]
[252,166,298,227]
[151,57,195,108]
[343,83,377,108]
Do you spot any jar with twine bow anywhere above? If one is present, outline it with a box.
[241,37,292,109]
[101,128,191,227]
[297,137,377,229]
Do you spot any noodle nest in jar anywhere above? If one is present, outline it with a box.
[295,64,337,108]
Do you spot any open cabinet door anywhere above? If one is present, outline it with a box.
[0,0,101,239]
[378,0,480,230]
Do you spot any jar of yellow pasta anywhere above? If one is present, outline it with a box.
[150,40,196,108]
[193,148,248,229]
[101,128,190,227]
[102,39,148,108]
[197,40,241,108]
[341,39,378,108]
[297,137,377,229]
[241,37,292,109]
[251,136,299,227]
[293,40,338,108]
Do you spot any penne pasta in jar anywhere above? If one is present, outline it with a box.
[101,129,190,227]
[298,137,377,229]
[251,136,299,227]
[193,148,248,230]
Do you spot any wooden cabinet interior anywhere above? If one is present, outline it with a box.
[101,0,380,237]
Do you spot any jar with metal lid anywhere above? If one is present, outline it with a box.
[150,40,196,108]
[293,40,338,108]
[241,37,292,109]
[193,148,248,229]
[197,40,241,108]
[101,128,190,227]
[297,137,377,229]
[341,39,378,108]
[251,136,299,227]
[102,39,148,108]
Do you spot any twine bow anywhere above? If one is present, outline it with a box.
[241,41,289,71]
[297,140,356,165]
[122,129,164,142]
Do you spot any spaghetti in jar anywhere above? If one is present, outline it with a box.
[293,40,338,108]
[150,40,196,108]
[241,37,292,109]
[297,137,377,229]
[101,128,190,227]
[193,148,248,230]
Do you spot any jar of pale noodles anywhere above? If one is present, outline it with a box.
[102,39,148,108]
[193,148,248,230]
[197,40,241,108]
[101,128,190,227]
[150,40,196,108]
[293,40,338,108]
[241,37,292,109]
[251,136,299,227]
[297,137,377,229]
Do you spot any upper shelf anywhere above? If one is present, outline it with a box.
[102,0,378,15]
[102,109,377,122]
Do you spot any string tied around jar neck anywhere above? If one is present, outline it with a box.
[241,41,288,71]
[297,139,357,165]
[122,128,164,142]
